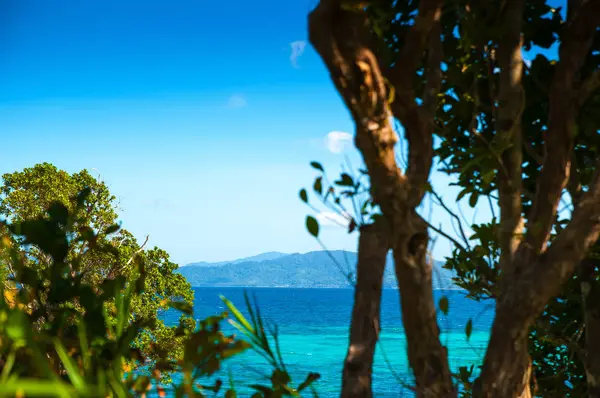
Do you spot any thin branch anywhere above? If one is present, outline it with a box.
[425,220,467,252]
[487,195,497,221]
[422,21,443,119]
[429,189,471,249]
[124,235,149,268]
[542,161,600,271]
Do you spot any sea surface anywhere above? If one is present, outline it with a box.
[160,287,494,397]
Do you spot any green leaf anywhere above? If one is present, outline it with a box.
[335,173,354,187]
[221,295,255,334]
[456,188,470,202]
[439,296,449,315]
[225,390,237,398]
[468,191,479,208]
[270,369,291,387]
[104,224,121,235]
[299,189,308,203]
[297,372,320,391]
[54,339,87,392]
[465,319,473,341]
[0,380,75,398]
[168,300,194,316]
[0,351,16,383]
[310,161,324,172]
[47,202,69,225]
[348,219,357,233]
[221,340,252,359]
[6,311,30,346]
[76,187,92,208]
[313,177,323,195]
[306,216,319,238]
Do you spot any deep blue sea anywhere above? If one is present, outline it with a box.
[160,287,494,397]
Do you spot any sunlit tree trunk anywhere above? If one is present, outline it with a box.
[341,221,389,397]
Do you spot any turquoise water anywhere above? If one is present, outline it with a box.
[160,287,494,396]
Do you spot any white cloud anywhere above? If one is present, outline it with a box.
[325,131,353,154]
[227,95,247,109]
[316,211,351,228]
[290,40,307,68]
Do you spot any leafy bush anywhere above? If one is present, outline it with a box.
[0,188,319,397]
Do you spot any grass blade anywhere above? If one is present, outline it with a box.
[221,295,254,334]
[54,338,87,392]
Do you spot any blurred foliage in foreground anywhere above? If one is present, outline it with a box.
[0,184,319,397]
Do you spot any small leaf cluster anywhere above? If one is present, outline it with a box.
[299,161,381,239]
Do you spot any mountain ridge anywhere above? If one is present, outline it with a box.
[178,250,458,289]
[184,251,288,267]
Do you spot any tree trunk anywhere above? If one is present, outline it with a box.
[475,305,533,398]
[341,221,389,398]
[393,212,454,397]
[580,258,600,397]
[307,1,450,395]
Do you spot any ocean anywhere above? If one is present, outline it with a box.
[160,287,494,397]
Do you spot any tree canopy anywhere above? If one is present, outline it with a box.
[0,163,195,369]
[303,0,600,396]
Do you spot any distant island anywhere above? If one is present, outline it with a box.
[177,250,459,289]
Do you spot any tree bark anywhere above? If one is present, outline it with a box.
[477,2,600,395]
[580,258,600,397]
[307,1,452,395]
[486,1,530,396]
[341,221,389,398]
[393,212,454,397]
[495,0,524,277]
[478,164,600,395]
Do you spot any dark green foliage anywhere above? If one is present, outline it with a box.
[0,189,320,397]
[0,164,196,375]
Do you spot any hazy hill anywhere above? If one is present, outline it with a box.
[185,251,287,267]
[178,250,457,289]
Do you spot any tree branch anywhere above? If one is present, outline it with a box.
[429,189,471,250]
[480,162,600,395]
[422,20,443,120]
[308,0,402,218]
[424,219,467,252]
[519,0,600,258]
[387,1,444,208]
[125,235,149,268]
[494,0,525,276]
[540,162,600,284]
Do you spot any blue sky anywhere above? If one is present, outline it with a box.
[0,0,515,265]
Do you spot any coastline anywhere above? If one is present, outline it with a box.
[189,285,466,291]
